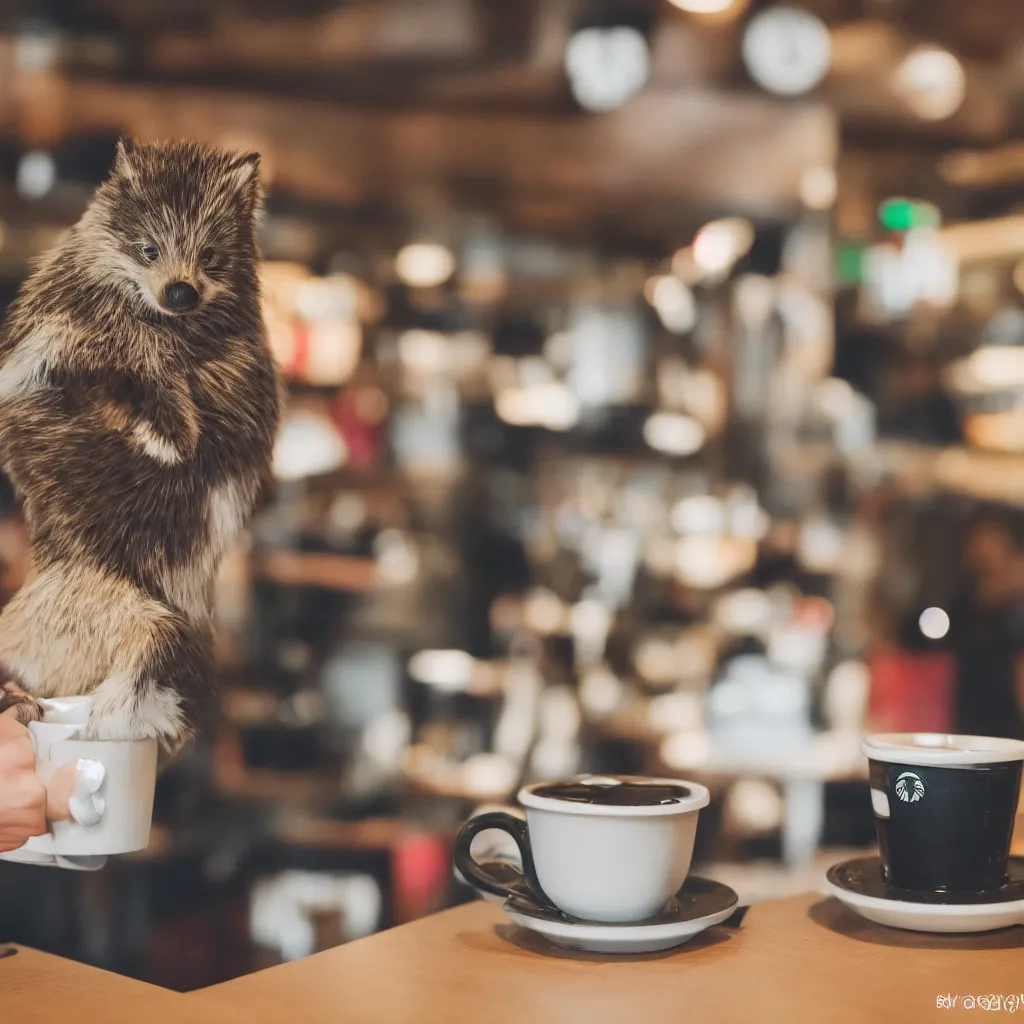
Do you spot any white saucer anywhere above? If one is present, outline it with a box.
[502,876,739,954]
[825,856,1024,934]
[0,848,107,871]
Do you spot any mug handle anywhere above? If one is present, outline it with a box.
[453,811,552,905]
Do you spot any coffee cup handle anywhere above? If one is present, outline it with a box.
[453,811,553,905]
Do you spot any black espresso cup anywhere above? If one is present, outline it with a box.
[863,734,1024,893]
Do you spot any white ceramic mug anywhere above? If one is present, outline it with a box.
[454,775,710,923]
[0,696,157,869]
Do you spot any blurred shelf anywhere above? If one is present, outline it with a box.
[586,698,693,745]
[252,551,380,592]
[660,730,868,782]
[211,770,339,811]
[213,759,340,806]
[874,441,1024,508]
[274,814,449,853]
[401,747,519,805]
[778,439,1024,508]
[410,659,509,700]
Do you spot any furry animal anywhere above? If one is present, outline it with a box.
[0,138,281,754]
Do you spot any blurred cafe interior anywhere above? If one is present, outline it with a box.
[2,0,1024,990]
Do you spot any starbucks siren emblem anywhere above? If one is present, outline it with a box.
[895,771,925,803]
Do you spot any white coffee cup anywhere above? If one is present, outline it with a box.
[0,696,157,868]
[454,775,710,923]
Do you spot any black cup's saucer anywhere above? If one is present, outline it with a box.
[502,876,739,954]
[825,856,1024,934]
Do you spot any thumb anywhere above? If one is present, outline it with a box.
[46,759,105,825]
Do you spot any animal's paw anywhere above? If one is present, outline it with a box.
[83,692,191,757]
[0,681,41,725]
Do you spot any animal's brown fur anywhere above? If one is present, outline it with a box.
[0,139,281,753]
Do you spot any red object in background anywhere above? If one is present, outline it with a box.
[392,834,450,923]
[332,386,385,468]
[277,319,309,380]
[869,651,955,733]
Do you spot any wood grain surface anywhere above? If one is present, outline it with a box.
[189,894,1024,1023]
[5,894,1021,1022]
[0,944,253,1024]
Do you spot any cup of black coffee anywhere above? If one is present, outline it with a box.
[863,734,1024,893]
[454,775,709,922]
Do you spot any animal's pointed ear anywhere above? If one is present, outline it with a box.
[114,137,140,182]
[225,151,262,215]
[226,152,260,191]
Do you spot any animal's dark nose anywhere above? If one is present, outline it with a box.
[163,281,200,312]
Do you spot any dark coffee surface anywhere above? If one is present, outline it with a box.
[532,778,693,807]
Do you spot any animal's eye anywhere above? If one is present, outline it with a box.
[139,244,160,263]
[199,247,215,268]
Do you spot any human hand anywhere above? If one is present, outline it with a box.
[0,708,46,852]
[45,759,105,827]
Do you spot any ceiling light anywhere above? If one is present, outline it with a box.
[894,46,965,121]
[408,650,476,691]
[564,26,650,113]
[396,243,456,289]
[742,7,832,97]
[569,599,613,644]
[713,588,772,635]
[398,330,449,374]
[668,0,749,23]
[580,665,622,716]
[918,607,950,641]
[643,412,705,456]
[273,410,347,481]
[693,218,754,276]
[953,346,1024,392]
[17,151,56,199]
[295,275,359,320]
[671,247,701,284]
[668,0,737,12]
[799,166,837,210]
[523,588,568,635]
[496,383,580,431]
[674,536,756,589]
[647,275,697,333]
[671,495,725,535]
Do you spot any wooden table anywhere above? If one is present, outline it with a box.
[192,895,1024,1023]
[0,945,241,1024]
[5,894,1023,1022]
